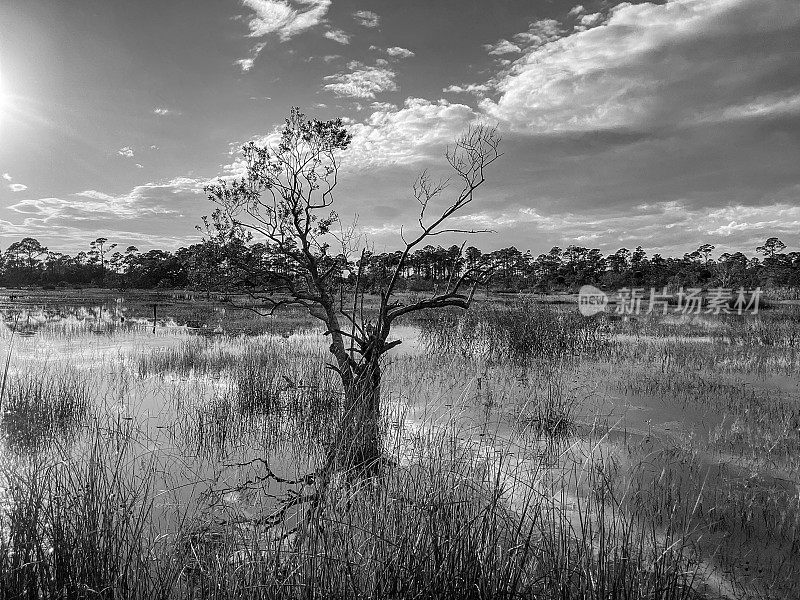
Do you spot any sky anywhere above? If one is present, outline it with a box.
[0,0,798,258]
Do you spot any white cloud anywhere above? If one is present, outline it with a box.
[242,0,331,40]
[153,107,180,116]
[74,190,115,202]
[578,13,602,27]
[512,19,562,47]
[574,12,603,30]
[135,163,144,169]
[9,184,27,192]
[324,62,398,99]
[446,200,800,256]
[235,41,267,72]
[353,10,380,28]
[0,178,211,250]
[443,83,491,96]
[324,29,351,44]
[568,5,585,17]
[483,39,521,55]
[385,46,415,59]
[481,0,800,132]
[117,146,135,158]
[370,101,397,111]
[700,93,800,124]
[344,98,479,168]
[236,58,256,71]
[9,178,207,224]
[2,173,12,182]
[0,216,201,251]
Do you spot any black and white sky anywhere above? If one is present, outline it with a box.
[1,0,799,256]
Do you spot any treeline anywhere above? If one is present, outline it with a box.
[1,236,798,293]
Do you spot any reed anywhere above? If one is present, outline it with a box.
[0,367,90,452]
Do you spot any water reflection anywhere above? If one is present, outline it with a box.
[0,296,231,336]
[0,293,427,548]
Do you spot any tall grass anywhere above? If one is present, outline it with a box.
[0,399,715,599]
[0,368,90,452]
[0,427,177,598]
[418,298,610,364]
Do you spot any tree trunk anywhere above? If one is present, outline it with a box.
[334,357,382,474]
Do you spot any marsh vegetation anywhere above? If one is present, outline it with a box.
[0,291,797,598]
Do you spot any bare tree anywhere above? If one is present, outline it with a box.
[204,108,501,473]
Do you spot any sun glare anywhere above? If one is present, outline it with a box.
[0,67,14,134]
[0,70,6,124]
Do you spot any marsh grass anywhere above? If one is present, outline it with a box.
[0,379,715,600]
[0,429,176,598]
[418,298,610,364]
[0,295,798,598]
[159,424,706,600]
[137,337,342,459]
[0,368,90,452]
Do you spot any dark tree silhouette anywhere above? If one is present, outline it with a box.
[756,237,786,258]
[203,108,501,473]
[89,237,116,281]
[6,237,48,279]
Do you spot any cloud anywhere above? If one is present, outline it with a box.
[1,174,25,192]
[323,62,398,99]
[353,10,380,28]
[443,83,491,96]
[0,177,214,251]
[568,5,585,17]
[235,41,267,72]
[117,146,135,158]
[0,216,200,252]
[241,0,331,40]
[511,19,563,47]
[385,46,415,59]
[8,178,206,226]
[481,0,800,133]
[235,57,256,71]
[482,20,561,59]
[578,13,602,27]
[152,107,180,116]
[483,39,521,55]
[343,98,479,168]
[449,200,800,256]
[324,29,351,44]
[573,12,603,30]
